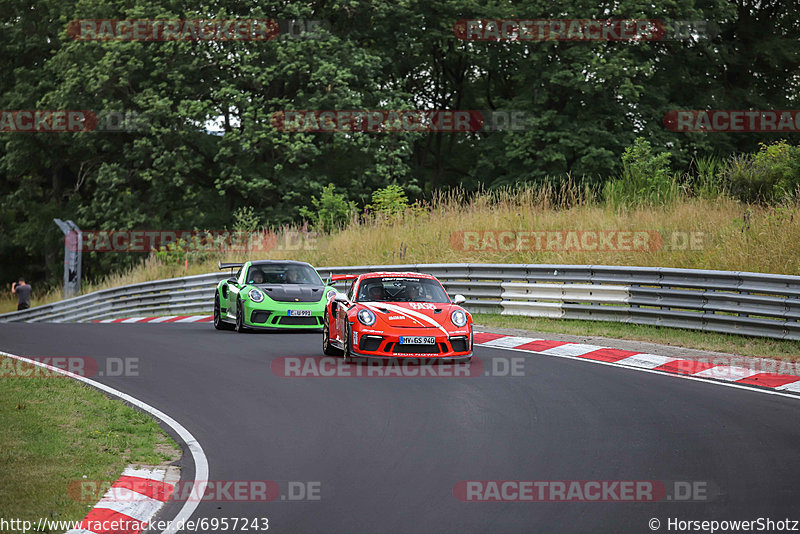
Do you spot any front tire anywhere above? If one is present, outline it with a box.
[323,321,343,356]
[235,298,248,333]
[343,323,354,363]
[214,294,234,331]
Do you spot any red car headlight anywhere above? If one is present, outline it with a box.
[357,308,376,326]
[451,309,468,327]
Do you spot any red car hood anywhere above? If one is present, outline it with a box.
[359,301,459,330]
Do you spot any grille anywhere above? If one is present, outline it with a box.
[449,336,469,352]
[359,336,383,352]
[250,311,271,324]
[393,344,441,354]
[278,316,320,326]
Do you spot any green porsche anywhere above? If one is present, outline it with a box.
[213,260,338,332]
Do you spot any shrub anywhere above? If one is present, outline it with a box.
[153,234,211,266]
[232,206,261,233]
[368,184,409,216]
[299,184,356,233]
[603,137,677,206]
[722,141,800,203]
[691,156,724,199]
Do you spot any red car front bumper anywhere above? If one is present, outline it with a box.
[350,326,473,360]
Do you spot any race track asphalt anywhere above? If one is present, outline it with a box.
[1,323,798,534]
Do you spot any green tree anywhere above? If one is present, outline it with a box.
[299,184,356,233]
[604,137,676,206]
[368,185,409,216]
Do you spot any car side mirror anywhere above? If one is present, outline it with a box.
[333,293,349,304]
[227,277,237,284]
[453,294,466,305]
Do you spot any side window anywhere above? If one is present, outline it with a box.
[347,280,356,301]
[235,267,242,283]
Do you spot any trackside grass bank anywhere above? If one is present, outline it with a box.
[0,356,180,527]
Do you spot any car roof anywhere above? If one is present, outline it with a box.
[248,260,313,267]
[358,271,437,280]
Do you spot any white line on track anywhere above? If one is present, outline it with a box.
[475,340,800,402]
[0,350,209,534]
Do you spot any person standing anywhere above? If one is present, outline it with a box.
[11,278,31,310]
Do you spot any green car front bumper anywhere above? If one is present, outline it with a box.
[239,298,326,330]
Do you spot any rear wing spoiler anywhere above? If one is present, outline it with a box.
[219,262,243,270]
[318,273,358,286]
[331,274,358,281]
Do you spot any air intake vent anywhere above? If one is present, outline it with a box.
[250,311,271,324]
[359,335,383,352]
[449,336,469,352]
[279,316,320,326]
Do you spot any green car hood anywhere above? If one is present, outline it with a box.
[256,284,326,303]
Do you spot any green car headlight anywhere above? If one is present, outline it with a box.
[326,289,337,301]
[249,289,265,303]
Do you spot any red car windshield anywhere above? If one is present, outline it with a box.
[356,277,450,303]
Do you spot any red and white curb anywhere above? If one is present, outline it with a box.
[66,466,179,534]
[92,315,213,324]
[474,332,800,393]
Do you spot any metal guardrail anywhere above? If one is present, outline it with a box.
[1,264,798,340]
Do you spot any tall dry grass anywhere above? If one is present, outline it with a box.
[268,186,799,274]
[3,186,798,313]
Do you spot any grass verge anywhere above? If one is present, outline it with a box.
[0,356,180,526]
[473,313,800,362]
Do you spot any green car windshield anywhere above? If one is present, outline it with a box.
[246,264,322,285]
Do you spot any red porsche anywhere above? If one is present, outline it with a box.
[322,271,473,362]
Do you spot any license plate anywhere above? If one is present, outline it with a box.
[399,336,435,345]
[288,310,312,317]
